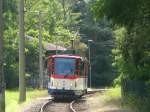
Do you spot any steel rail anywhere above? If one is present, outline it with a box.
[69,92,96,112]
[70,100,77,112]
[40,99,53,112]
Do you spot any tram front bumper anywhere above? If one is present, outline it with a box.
[48,89,83,97]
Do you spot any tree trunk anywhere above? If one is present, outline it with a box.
[19,0,26,102]
[0,0,5,111]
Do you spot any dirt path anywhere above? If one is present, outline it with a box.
[23,97,51,112]
[86,92,133,112]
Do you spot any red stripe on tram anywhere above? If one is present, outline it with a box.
[49,74,81,79]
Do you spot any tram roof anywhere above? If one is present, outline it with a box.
[49,54,81,59]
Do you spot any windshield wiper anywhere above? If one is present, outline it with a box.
[64,73,70,78]
[64,69,74,78]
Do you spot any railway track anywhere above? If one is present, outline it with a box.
[70,94,94,112]
[40,94,94,112]
[40,90,102,112]
[40,99,73,112]
[40,98,84,112]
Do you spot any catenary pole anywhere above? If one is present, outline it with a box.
[19,0,26,102]
[88,40,93,88]
[38,11,44,89]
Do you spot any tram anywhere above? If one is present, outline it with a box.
[47,54,89,98]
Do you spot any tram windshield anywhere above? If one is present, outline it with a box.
[54,58,76,76]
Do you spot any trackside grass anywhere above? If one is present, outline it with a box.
[98,87,122,105]
[6,89,47,112]
[105,87,121,98]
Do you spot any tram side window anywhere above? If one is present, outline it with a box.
[47,59,51,75]
[47,58,54,75]
[80,62,84,76]
[85,63,89,76]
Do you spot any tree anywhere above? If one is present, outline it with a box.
[93,0,150,82]
[19,0,26,102]
[3,0,19,89]
[94,0,150,27]
[74,0,115,86]
[1,0,81,89]
[0,0,5,111]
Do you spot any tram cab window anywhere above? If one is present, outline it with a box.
[54,58,75,76]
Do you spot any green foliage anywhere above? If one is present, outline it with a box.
[74,1,115,86]
[93,0,150,83]
[92,0,150,29]
[92,1,150,111]
[3,0,19,87]
[123,94,150,112]
[3,0,81,88]
[105,87,121,98]
[25,39,39,80]
[113,26,150,82]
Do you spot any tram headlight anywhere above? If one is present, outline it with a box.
[70,84,73,89]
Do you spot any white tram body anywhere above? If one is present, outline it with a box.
[47,54,89,97]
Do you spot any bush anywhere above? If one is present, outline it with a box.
[123,94,150,112]
[122,79,150,112]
